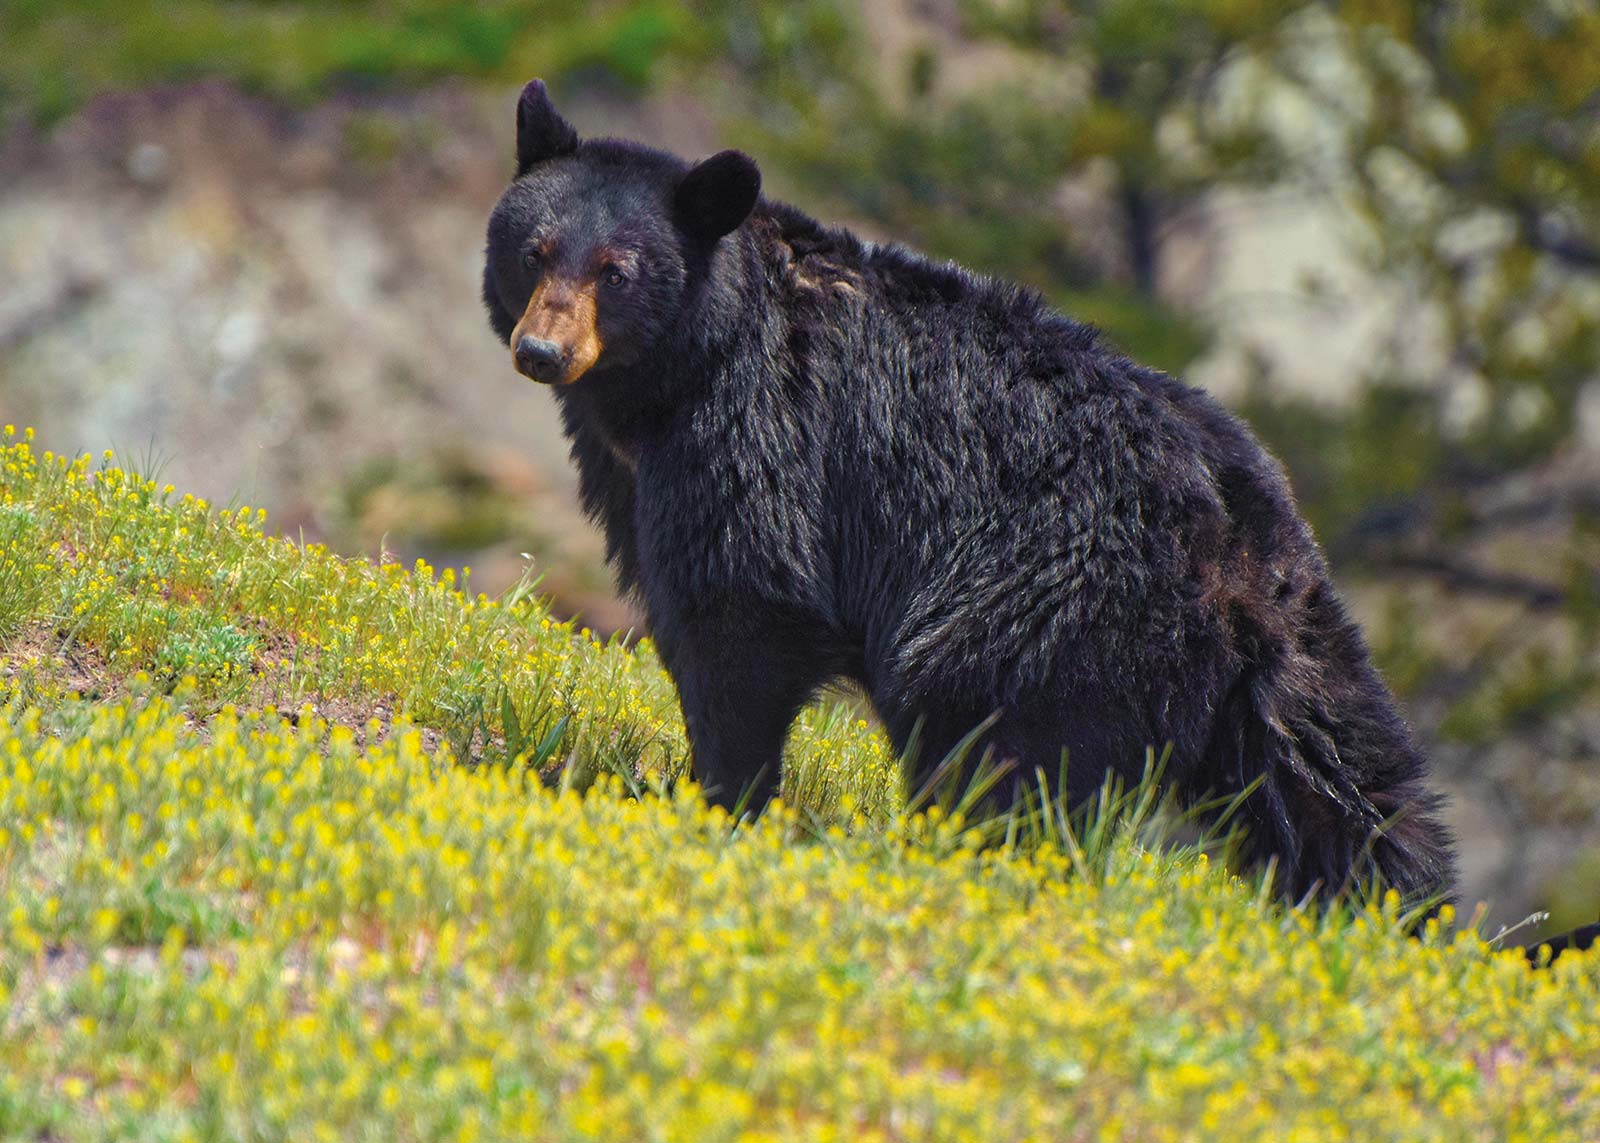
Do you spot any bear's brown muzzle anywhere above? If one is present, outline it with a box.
[510,278,603,385]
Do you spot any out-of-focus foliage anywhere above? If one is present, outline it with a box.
[948,0,1304,293]
[0,0,711,123]
[1281,0,1600,468]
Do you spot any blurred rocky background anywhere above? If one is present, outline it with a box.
[2,0,1597,938]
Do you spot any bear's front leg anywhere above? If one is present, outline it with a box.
[653,606,832,819]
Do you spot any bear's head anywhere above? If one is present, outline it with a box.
[483,80,762,386]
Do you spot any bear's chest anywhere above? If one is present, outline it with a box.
[630,403,830,611]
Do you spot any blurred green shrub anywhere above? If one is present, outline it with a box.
[0,0,712,123]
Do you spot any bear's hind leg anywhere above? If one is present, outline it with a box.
[886,703,1020,815]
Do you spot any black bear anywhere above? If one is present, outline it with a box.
[482,79,1457,906]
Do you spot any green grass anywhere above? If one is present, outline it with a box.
[0,430,894,810]
[2,426,1599,1141]
[0,1,709,124]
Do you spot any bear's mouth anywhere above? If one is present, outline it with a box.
[511,279,603,385]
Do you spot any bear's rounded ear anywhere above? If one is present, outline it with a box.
[516,79,578,175]
[674,150,761,242]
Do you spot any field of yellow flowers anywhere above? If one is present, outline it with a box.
[2,427,1599,1142]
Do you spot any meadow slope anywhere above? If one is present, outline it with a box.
[2,429,1599,1142]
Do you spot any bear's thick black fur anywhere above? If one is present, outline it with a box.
[483,80,1458,906]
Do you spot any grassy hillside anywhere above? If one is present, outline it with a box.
[2,427,1599,1142]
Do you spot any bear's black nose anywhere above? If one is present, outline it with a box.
[515,336,567,384]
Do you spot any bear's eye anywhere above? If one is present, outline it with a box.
[603,267,628,290]
[522,247,543,272]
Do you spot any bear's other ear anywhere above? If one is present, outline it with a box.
[516,79,578,175]
[674,150,761,242]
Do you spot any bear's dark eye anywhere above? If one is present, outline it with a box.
[522,247,543,272]
[603,267,628,290]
